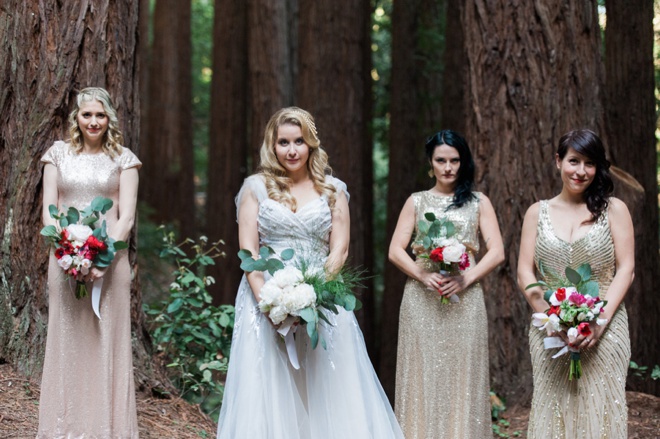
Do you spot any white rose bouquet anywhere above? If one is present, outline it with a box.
[238,246,364,367]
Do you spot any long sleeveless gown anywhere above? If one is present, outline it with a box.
[217,174,403,439]
[527,200,630,438]
[395,191,492,439]
[38,141,141,438]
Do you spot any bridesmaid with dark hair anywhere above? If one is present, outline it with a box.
[518,129,633,438]
[389,130,504,438]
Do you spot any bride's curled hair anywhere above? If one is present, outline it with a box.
[258,107,337,211]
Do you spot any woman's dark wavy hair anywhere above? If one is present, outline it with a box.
[425,129,476,209]
[557,129,613,222]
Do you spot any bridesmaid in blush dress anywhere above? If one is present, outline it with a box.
[38,87,140,438]
[518,129,634,438]
[389,130,504,438]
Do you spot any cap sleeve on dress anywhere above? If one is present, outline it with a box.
[118,147,142,170]
[41,141,67,167]
[325,175,350,204]
[235,174,268,219]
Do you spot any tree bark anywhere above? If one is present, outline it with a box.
[441,0,466,134]
[378,0,448,400]
[205,0,249,305]
[141,0,196,239]
[0,0,149,382]
[604,0,659,396]
[297,0,375,354]
[461,0,605,403]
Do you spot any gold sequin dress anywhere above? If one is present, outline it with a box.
[395,191,491,439]
[38,141,141,438]
[527,200,630,438]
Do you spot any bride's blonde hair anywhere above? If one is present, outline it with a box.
[258,107,336,211]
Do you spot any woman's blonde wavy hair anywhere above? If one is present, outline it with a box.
[258,107,337,211]
[68,87,123,157]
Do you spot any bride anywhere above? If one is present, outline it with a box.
[216,107,403,439]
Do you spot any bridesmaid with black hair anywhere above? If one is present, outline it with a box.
[389,130,504,438]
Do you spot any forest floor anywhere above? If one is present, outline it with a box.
[1,362,659,438]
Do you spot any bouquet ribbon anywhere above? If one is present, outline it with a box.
[91,278,104,320]
[277,317,300,370]
[543,336,578,358]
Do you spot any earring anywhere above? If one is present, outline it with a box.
[428,169,434,178]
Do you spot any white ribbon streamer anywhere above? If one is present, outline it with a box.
[543,336,577,358]
[91,278,104,320]
[277,317,300,370]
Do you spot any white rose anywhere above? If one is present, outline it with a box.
[272,265,304,289]
[66,224,93,242]
[258,280,283,312]
[268,305,289,325]
[442,243,466,263]
[283,283,316,314]
[57,254,73,270]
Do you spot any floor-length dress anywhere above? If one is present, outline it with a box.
[217,174,403,439]
[527,201,630,438]
[38,141,140,438]
[395,191,491,439]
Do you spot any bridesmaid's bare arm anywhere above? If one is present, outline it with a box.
[112,168,139,242]
[518,202,547,313]
[388,196,445,291]
[326,190,350,275]
[42,163,59,228]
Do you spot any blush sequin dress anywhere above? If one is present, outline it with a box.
[394,191,492,439]
[527,200,630,438]
[38,141,141,438]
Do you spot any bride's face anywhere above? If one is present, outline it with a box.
[275,123,310,176]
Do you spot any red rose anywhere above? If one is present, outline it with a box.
[548,305,561,316]
[555,287,567,302]
[429,247,444,263]
[577,322,592,337]
[86,235,107,252]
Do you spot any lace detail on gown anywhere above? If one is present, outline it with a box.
[217,175,402,439]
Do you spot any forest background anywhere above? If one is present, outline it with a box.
[1,0,659,426]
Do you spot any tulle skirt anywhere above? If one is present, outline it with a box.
[217,276,403,439]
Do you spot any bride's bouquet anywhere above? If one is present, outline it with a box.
[40,196,128,299]
[527,262,608,380]
[414,211,470,303]
[238,246,363,367]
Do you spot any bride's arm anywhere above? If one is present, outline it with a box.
[237,188,266,301]
[326,191,350,275]
[517,202,547,313]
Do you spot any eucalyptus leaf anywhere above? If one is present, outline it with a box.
[266,259,284,275]
[580,280,600,298]
[444,222,455,237]
[343,294,356,311]
[565,267,582,285]
[281,248,295,260]
[422,236,432,249]
[576,263,592,282]
[353,298,363,311]
[299,307,316,323]
[418,221,430,234]
[113,240,128,250]
[48,204,60,219]
[424,212,437,222]
[66,207,80,225]
[259,246,273,260]
[237,249,253,261]
[167,298,184,313]
[40,225,59,238]
[82,216,98,226]
[59,217,69,228]
[240,259,256,272]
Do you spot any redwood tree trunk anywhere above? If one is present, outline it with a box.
[0,0,148,381]
[297,0,375,353]
[205,0,249,305]
[604,0,659,396]
[141,0,196,239]
[461,0,605,403]
[379,0,448,400]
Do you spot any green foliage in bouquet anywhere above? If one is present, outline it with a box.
[416,211,456,250]
[239,246,365,350]
[144,229,234,416]
[40,196,129,264]
[526,261,599,301]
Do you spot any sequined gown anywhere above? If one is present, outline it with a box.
[395,191,491,438]
[527,201,630,438]
[217,175,403,439]
[38,141,141,438]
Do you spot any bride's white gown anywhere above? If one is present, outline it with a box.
[217,175,403,439]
